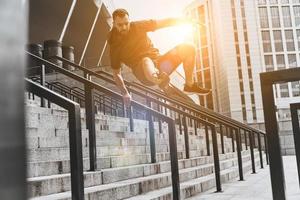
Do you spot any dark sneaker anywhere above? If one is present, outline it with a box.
[183,83,211,95]
[157,72,170,89]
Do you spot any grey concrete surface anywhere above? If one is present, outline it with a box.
[187,156,300,200]
[0,1,28,199]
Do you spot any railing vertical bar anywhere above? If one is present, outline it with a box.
[264,135,269,165]
[236,128,244,181]
[220,124,225,154]
[84,84,97,171]
[205,124,210,156]
[183,115,190,159]
[257,132,264,169]
[249,131,256,174]
[244,130,248,150]
[68,105,84,200]
[128,105,134,132]
[147,99,156,163]
[210,124,222,192]
[166,118,180,200]
[40,64,46,107]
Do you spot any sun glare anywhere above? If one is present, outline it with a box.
[168,24,194,44]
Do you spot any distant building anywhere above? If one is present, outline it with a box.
[185,0,300,154]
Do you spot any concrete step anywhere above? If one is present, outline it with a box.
[27,144,254,178]
[27,151,187,177]
[125,156,266,200]
[26,131,218,151]
[29,151,262,199]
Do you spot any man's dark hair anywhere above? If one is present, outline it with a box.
[112,8,129,20]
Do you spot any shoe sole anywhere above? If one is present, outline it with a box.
[183,90,212,96]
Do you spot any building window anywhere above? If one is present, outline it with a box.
[261,31,272,52]
[265,55,274,71]
[297,30,300,50]
[251,95,255,104]
[292,81,300,96]
[276,55,286,70]
[293,0,300,4]
[288,54,297,67]
[281,0,289,3]
[258,0,267,4]
[237,56,241,66]
[253,110,257,120]
[282,7,292,27]
[235,44,240,54]
[279,83,290,97]
[246,56,251,66]
[241,94,245,104]
[259,7,269,28]
[294,6,300,27]
[238,69,243,77]
[248,69,253,79]
[285,30,295,51]
[269,0,278,3]
[273,30,283,51]
[270,7,281,28]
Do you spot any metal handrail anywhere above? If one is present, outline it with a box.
[31,78,126,117]
[52,55,267,181]
[27,52,223,199]
[25,78,84,200]
[54,55,265,136]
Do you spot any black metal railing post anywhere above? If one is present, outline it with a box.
[205,124,210,156]
[261,70,292,200]
[182,115,190,159]
[239,131,243,151]
[166,118,180,200]
[147,99,156,163]
[158,119,163,133]
[40,64,46,107]
[249,131,256,174]
[84,84,97,171]
[257,132,264,169]
[68,104,85,200]
[236,128,244,181]
[290,103,300,187]
[128,105,134,132]
[178,114,183,135]
[244,130,248,150]
[210,124,222,192]
[26,79,84,200]
[220,124,225,154]
[194,120,198,135]
[264,135,269,165]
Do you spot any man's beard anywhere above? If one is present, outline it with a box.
[120,30,128,35]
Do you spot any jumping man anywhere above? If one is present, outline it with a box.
[108,8,211,106]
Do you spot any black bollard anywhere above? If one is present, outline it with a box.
[26,43,43,76]
[62,46,76,71]
[43,40,63,73]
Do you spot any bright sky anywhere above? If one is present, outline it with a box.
[103,0,195,53]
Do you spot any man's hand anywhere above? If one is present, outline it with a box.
[122,92,132,107]
[112,68,131,107]
[156,17,201,29]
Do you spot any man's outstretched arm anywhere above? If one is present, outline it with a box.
[156,18,194,29]
[112,68,131,107]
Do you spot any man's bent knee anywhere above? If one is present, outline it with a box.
[141,57,154,65]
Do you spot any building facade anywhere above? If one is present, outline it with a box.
[185,0,265,124]
[185,0,300,154]
[257,0,300,119]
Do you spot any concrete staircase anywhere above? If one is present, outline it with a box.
[25,97,265,200]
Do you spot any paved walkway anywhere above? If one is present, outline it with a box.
[188,156,300,200]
